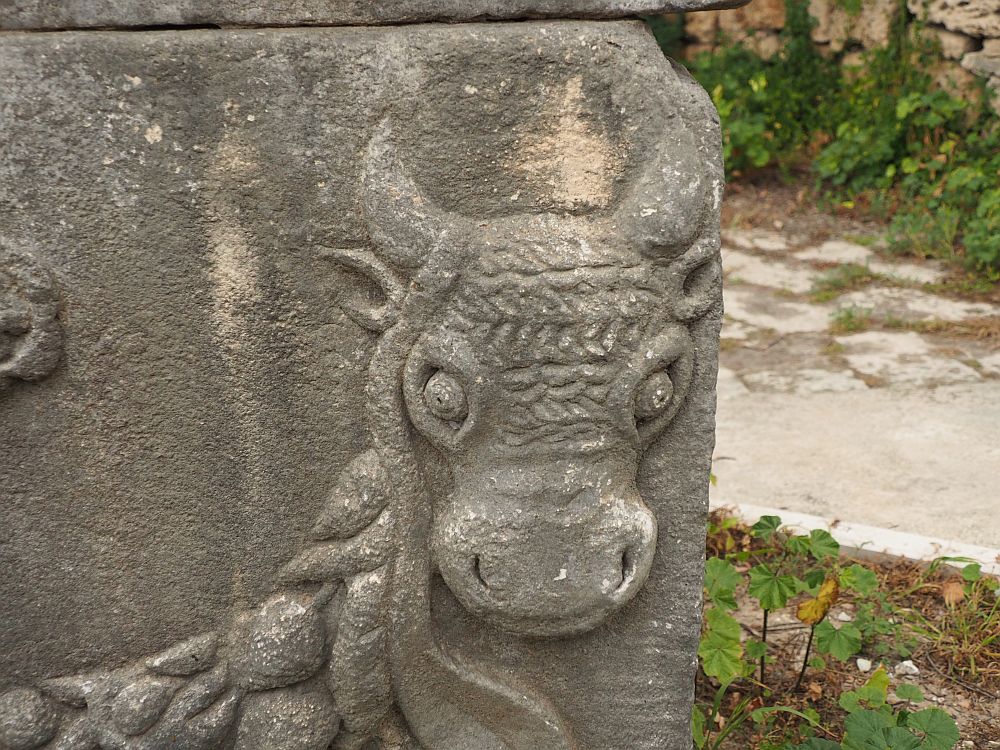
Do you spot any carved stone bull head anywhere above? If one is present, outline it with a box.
[336,99,721,640]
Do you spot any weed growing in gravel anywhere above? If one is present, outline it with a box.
[828,306,873,334]
[882,315,1000,341]
[895,559,1000,684]
[809,264,882,303]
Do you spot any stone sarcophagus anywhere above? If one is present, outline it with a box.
[1,5,733,749]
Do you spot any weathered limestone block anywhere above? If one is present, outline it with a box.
[687,0,904,54]
[809,0,899,51]
[683,0,785,57]
[930,26,980,59]
[929,57,983,98]
[721,0,787,30]
[961,39,1000,106]
[962,38,1000,77]
[908,0,1000,38]
[1,18,724,750]
[686,9,723,43]
[0,0,748,29]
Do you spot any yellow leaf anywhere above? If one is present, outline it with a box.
[796,577,840,625]
[817,577,840,608]
[797,597,827,625]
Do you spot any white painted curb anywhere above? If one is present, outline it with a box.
[711,501,1000,577]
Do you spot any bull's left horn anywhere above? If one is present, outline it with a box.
[361,119,454,271]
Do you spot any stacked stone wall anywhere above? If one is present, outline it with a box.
[682,0,1000,106]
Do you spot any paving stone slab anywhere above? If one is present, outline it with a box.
[720,316,757,341]
[721,227,788,253]
[836,286,998,322]
[722,248,816,294]
[795,239,873,265]
[0,0,748,30]
[712,382,1000,548]
[835,330,981,387]
[978,351,1000,377]
[742,367,868,394]
[867,259,947,285]
[716,366,750,398]
[724,287,830,334]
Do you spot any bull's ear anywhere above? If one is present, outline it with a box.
[320,247,405,332]
[361,119,447,271]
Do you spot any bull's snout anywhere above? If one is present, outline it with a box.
[432,478,657,638]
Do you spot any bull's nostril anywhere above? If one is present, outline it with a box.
[617,548,637,592]
[471,555,489,590]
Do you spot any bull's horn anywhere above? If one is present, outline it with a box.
[361,119,450,271]
[614,62,722,259]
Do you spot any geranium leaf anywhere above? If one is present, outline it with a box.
[815,620,863,661]
[905,708,960,750]
[751,515,782,540]
[840,564,879,596]
[698,608,744,685]
[808,529,840,560]
[748,564,798,610]
[895,683,923,703]
[704,557,742,610]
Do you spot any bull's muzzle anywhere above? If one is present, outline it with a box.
[432,461,657,637]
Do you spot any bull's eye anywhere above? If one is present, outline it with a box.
[634,371,674,421]
[423,371,469,424]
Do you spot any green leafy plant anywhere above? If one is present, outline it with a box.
[649,0,1000,276]
[687,0,840,174]
[790,667,960,749]
[695,513,966,749]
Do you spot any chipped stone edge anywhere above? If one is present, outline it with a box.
[0,0,751,32]
[711,500,1000,576]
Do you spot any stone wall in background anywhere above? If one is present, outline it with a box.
[683,0,1000,105]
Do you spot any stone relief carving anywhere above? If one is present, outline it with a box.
[0,242,63,389]
[0,92,722,750]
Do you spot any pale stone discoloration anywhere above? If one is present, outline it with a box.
[513,76,624,210]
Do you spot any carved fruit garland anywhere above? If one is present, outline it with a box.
[0,452,398,750]
[0,436,563,750]
[0,242,63,388]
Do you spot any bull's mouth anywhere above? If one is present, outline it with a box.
[467,547,642,601]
